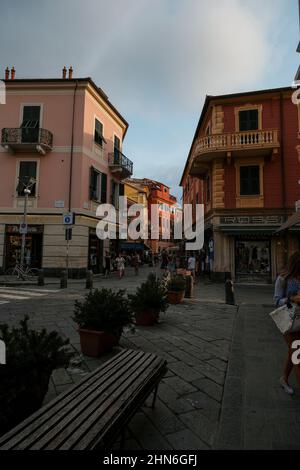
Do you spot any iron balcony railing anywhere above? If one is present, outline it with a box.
[108,149,133,175]
[1,127,53,149]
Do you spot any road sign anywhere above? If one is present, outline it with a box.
[19,222,27,234]
[63,213,74,225]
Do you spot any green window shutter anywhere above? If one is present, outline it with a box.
[101,173,107,203]
[119,183,124,196]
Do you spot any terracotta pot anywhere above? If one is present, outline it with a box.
[78,328,119,358]
[135,310,158,326]
[167,290,185,304]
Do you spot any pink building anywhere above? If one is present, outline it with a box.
[0,67,133,275]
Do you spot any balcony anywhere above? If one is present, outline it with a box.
[108,150,133,179]
[1,127,53,154]
[189,129,279,176]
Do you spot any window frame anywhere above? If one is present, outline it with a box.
[94,118,104,148]
[239,165,260,196]
[234,104,262,132]
[17,160,38,197]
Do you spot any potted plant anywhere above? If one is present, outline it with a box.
[129,273,168,326]
[167,274,186,304]
[73,288,133,357]
[0,316,72,436]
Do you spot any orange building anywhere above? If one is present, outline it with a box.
[128,178,178,253]
[180,86,300,282]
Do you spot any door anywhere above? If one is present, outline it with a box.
[21,106,40,143]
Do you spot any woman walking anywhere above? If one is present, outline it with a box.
[274,251,300,394]
[115,253,125,279]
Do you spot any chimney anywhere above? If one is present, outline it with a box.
[62,66,67,79]
[5,67,9,80]
[11,67,15,80]
[68,66,73,79]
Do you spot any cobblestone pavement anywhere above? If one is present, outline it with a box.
[1,267,299,449]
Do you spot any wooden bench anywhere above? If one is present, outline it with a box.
[0,349,167,450]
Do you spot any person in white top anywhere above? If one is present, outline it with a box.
[187,254,196,279]
[115,253,125,279]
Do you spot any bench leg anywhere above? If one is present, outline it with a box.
[151,384,159,409]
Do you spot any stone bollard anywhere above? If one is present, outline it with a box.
[86,270,93,290]
[37,269,45,287]
[185,274,194,298]
[60,270,68,289]
[225,278,235,305]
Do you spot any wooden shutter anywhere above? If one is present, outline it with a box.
[101,173,107,203]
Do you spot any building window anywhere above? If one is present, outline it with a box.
[240,165,260,196]
[239,109,259,131]
[17,161,37,196]
[89,167,107,202]
[21,106,41,143]
[94,119,104,147]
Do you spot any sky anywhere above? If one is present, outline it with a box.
[0,0,299,201]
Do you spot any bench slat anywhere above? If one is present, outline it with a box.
[59,357,165,450]
[31,353,158,450]
[0,349,140,449]
[0,349,167,451]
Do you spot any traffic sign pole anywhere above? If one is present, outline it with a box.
[20,191,29,268]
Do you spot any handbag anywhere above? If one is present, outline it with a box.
[269,303,300,334]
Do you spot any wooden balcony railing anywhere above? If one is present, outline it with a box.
[194,129,279,156]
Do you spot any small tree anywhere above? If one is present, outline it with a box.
[129,273,169,315]
[0,316,72,436]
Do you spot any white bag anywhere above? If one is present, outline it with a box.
[269,303,300,334]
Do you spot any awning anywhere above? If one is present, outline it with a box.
[275,212,300,233]
[120,242,149,251]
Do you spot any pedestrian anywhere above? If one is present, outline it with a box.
[132,251,140,276]
[160,249,169,274]
[274,251,300,394]
[115,253,125,279]
[187,252,196,280]
[104,251,111,278]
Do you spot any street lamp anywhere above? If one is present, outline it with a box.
[17,177,36,268]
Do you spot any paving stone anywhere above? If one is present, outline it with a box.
[194,361,225,385]
[184,390,220,421]
[168,361,204,382]
[51,367,73,386]
[179,409,218,447]
[162,376,198,396]
[206,358,228,372]
[191,377,223,402]
[128,412,173,450]
[143,399,186,435]
[165,429,210,450]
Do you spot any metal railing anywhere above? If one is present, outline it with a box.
[108,149,133,175]
[1,127,53,148]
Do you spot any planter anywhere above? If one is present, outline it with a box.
[135,310,158,326]
[78,328,119,358]
[167,290,185,304]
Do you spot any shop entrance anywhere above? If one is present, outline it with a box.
[235,238,271,283]
[4,225,43,269]
[88,230,103,274]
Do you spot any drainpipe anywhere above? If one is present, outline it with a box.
[68,80,78,211]
[279,91,288,265]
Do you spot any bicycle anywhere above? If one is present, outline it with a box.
[5,264,39,281]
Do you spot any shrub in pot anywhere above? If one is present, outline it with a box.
[73,288,133,357]
[0,315,72,437]
[167,274,186,304]
[129,273,168,326]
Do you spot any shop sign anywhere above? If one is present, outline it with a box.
[220,215,284,225]
[6,225,43,234]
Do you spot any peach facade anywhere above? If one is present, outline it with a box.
[0,73,132,275]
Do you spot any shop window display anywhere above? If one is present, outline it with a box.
[235,240,270,276]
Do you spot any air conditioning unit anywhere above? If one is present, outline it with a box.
[295,200,300,211]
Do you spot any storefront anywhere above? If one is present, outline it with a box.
[88,228,103,273]
[4,224,43,269]
[234,236,271,282]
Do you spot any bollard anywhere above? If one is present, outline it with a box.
[86,270,93,290]
[60,270,68,289]
[225,278,235,305]
[37,269,45,287]
[185,274,194,298]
